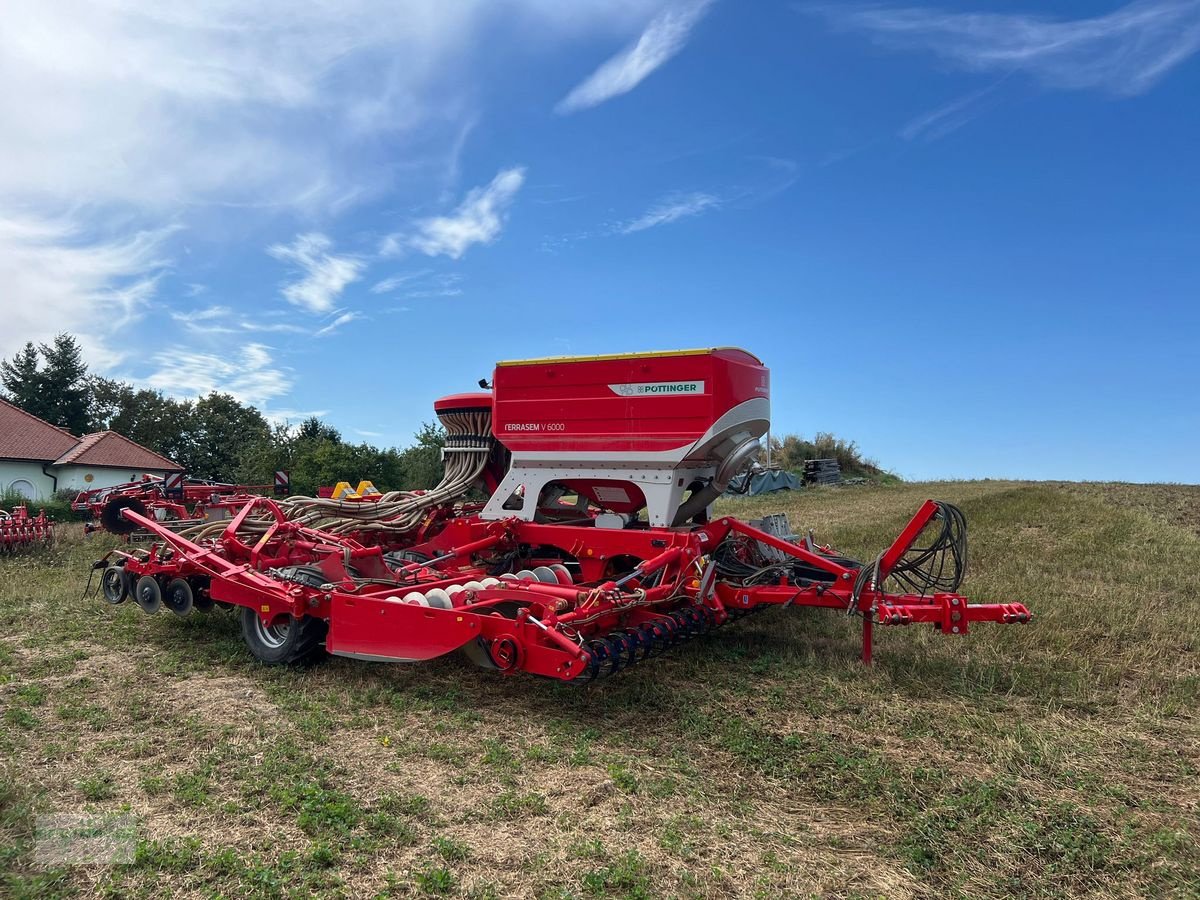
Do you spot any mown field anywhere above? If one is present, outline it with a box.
[2,481,1198,898]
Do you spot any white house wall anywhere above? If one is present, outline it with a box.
[52,466,172,493]
[1,461,173,500]
[0,461,57,501]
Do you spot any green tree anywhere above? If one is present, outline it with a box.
[234,422,296,488]
[182,393,270,479]
[396,423,446,489]
[297,416,341,443]
[38,333,91,434]
[89,378,195,465]
[0,342,47,420]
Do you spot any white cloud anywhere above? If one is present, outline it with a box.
[239,321,308,335]
[371,270,463,298]
[557,0,715,113]
[371,270,433,294]
[172,305,232,323]
[813,1,1200,97]
[0,2,674,371]
[899,82,1004,142]
[384,168,527,260]
[267,233,365,314]
[166,303,316,337]
[267,407,332,426]
[314,310,364,338]
[620,191,719,233]
[144,342,291,408]
[170,305,237,335]
[406,287,463,299]
[0,215,171,364]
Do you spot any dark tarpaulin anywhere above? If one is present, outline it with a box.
[724,470,803,496]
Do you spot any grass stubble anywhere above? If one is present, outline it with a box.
[0,480,1196,898]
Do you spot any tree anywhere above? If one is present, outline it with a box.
[397,423,446,489]
[234,422,297,489]
[39,334,91,434]
[183,393,271,479]
[297,416,341,443]
[0,342,47,420]
[90,378,197,465]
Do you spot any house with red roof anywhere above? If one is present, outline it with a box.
[0,399,182,501]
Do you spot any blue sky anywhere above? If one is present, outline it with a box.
[1,1,1197,481]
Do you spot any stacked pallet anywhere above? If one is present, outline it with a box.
[803,458,841,485]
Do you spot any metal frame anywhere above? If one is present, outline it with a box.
[98,499,1030,677]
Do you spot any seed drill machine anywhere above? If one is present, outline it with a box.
[92,348,1029,680]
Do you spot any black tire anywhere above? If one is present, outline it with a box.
[163,578,194,617]
[240,607,327,665]
[100,496,149,536]
[190,576,214,612]
[101,566,128,604]
[134,575,162,614]
[273,565,330,589]
[384,550,431,568]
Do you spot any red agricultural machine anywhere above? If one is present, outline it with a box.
[74,475,278,535]
[90,348,1030,678]
[1,505,54,553]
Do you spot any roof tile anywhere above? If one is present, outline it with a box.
[0,399,79,461]
[0,399,181,471]
[53,431,182,471]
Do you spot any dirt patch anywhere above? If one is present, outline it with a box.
[167,674,279,730]
[316,713,919,898]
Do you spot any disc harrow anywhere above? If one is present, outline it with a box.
[1,505,54,553]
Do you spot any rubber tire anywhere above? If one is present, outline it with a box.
[240,607,328,665]
[134,575,162,614]
[163,578,194,617]
[274,565,329,589]
[384,550,431,568]
[101,566,128,604]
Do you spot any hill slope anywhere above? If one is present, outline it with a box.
[2,482,1197,897]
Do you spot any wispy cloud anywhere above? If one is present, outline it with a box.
[557,0,715,113]
[811,0,1200,97]
[167,304,314,337]
[372,271,464,300]
[383,168,526,260]
[171,305,232,324]
[0,3,678,374]
[0,215,171,365]
[314,310,363,338]
[620,191,720,233]
[407,273,465,298]
[239,321,308,335]
[371,270,432,294]
[267,233,365,314]
[144,343,291,409]
[899,81,1006,142]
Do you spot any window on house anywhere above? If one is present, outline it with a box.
[8,479,36,499]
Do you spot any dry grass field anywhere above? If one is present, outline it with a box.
[2,480,1198,898]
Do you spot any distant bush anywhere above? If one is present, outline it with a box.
[766,432,894,481]
[0,488,85,522]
